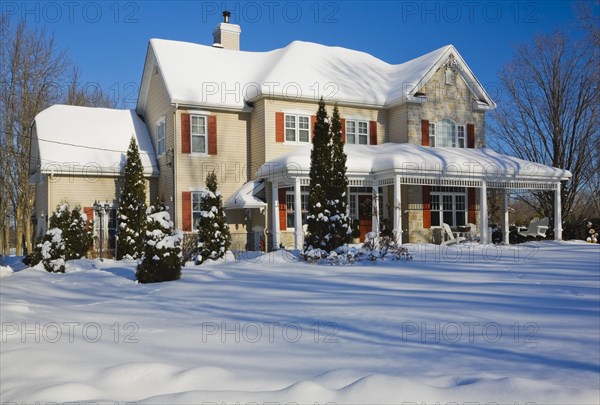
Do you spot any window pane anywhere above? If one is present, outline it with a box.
[191,116,205,135]
[299,116,309,129]
[346,121,356,144]
[456,211,466,226]
[299,129,309,142]
[443,211,453,226]
[286,128,296,142]
[358,121,368,144]
[455,195,465,211]
[458,138,465,148]
[192,193,202,211]
[442,195,453,211]
[430,195,440,210]
[192,135,205,153]
[431,212,440,227]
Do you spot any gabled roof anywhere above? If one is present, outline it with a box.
[257,143,571,186]
[30,105,159,177]
[137,39,496,114]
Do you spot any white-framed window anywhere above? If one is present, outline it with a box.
[430,186,467,227]
[429,119,465,148]
[156,118,165,155]
[191,115,207,154]
[285,114,310,143]
[346,120,369,144]
[285,186,309,228]
[192,192,203,228]
[457,124,465,148]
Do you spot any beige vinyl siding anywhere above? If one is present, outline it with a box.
[388,104,408,144]
[262,99,387,163]
[144,69,174,209]
[174,109,249,229]
[249,99,266,173]
[48,175,156,211]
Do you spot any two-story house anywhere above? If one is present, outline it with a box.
[29,13,570,255]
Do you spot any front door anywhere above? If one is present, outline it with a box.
[358,195,372,242]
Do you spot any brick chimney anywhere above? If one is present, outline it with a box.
[212,11,241,51]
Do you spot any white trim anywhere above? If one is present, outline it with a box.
[190,114,208,154]
[186,109,213,115]
[345,119,370,145]
[283,113,311,144]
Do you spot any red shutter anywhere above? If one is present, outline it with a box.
[468,188,476,223]
[275,112,284,142]
[278,188,287,231]
[181,113,191,153]
[369,120,377,145]
[340,118,346,143]
[182,191,192,231]
[311,115,317,142]
[467,123,475,148]
[421,120,429,146]
[208,115,217,155]
[83,207,93,229]
[422,185,431,228]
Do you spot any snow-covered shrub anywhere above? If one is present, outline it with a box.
[116,136,147,260]
[136,200,182,283]
[40,228,66,273]
[31,203,93,267]
[65,206,94,260]
[195,171,231,265]
[303,236,412,265]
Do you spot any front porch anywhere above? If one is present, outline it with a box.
[255,143,571,250]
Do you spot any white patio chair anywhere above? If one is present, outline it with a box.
[441,223,466,245]
[518,217,549,238]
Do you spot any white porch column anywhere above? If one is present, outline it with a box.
[480,180,488,244]
[372,185,379,235]
[271,181,280,250]
[554,182,563,241]
[293,178,303,249]
[393,175,402,244]
[503,190,510,245]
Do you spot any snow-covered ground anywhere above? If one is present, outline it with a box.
[1,241,599,403]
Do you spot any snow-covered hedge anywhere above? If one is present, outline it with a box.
[40,228,66,273]
[303,235,412,264]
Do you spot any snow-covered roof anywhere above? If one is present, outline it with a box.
[137,39,495,113]
[224,180,267,210]
[30,105,159,177]
[257,144,571,186]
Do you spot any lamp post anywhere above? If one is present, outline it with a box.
[93,201,111,261]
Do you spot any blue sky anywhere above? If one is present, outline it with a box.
[2,0,590,109]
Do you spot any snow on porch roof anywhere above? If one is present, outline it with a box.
[31,105,159,177]
[257,143,572,185]
[224,180,267,210]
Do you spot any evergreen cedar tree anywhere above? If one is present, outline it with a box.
[195,171,232,265]
[32,203,94,272]
[304,98,351,252]
[116,136,147,260]
[136,199,182,283]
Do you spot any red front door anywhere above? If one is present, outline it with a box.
[358,195,372,242]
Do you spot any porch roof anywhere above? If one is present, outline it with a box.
[224,180,267,210]
[257,143,571,188]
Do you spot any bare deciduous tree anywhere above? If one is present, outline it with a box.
[490,20,600,223]
[1,15,116,256]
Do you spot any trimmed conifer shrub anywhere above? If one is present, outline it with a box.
[136,200,183,283]
[195,171,231,265]
[39,228,66,273]
[116,136,147,260]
